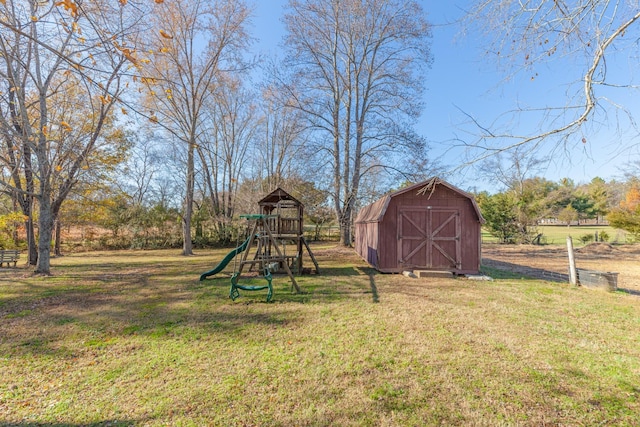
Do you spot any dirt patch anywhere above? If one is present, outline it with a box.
[482,244,640,295]
[576,242,618,255]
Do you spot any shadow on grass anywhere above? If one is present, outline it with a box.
[482,258,569,282]
[617,288,640,297]
[0,247,392,358]
[237,265,382,304]
[1,264,385,359]
[369,272,379,303]
[314,265,362,277]
[355,266,379,303]
[8,297,297,359]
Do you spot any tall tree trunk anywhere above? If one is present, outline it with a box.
[54,219,62,257]
[24,155,37,266]
[339,197,354,246]
[35,196,53,274]
[339,214,351,246]
[182,141,195,255]
[26,217,37,265]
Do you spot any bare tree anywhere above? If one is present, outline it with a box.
[139,0,251,255]
[115,131,164,207]
[479,150,555,240]
[479,150,550,193]
[197,79,260,242]
[283,0,432,245]
[257,82,308,191]
[462,1,640,159]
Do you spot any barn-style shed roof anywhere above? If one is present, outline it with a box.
[258,187,302,207]
[355,177,484,224]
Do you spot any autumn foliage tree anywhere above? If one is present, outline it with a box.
[0,0,147,273]
[607,185,640,240]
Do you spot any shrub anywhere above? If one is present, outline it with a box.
[476,192,520,243]
[579,233,594,244]
[0,211,27,249]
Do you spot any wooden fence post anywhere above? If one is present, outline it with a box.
[567,236,578,285]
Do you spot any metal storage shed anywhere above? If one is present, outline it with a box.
[354,178,485,274]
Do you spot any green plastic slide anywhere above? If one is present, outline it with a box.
[199,234,254,281]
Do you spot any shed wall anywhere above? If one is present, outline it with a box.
[354,221,379,268]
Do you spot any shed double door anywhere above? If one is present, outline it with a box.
[397,207,461,270]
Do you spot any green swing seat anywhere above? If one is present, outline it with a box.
[229,269,273,302]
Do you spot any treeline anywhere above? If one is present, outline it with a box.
[477,176,640,243]
[0,0,432,273]
[0,175,336,253]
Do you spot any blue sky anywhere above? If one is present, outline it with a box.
[250,0,640,192]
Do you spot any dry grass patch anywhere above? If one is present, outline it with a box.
[1,245,639,425]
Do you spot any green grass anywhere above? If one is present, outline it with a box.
[483,225,628,245]
[1,246,639,425]
[537,225,628,245]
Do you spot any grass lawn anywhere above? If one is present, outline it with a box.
[1,245,639,425]
[483,225,629,245]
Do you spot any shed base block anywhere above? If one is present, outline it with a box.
[414,270,454,279]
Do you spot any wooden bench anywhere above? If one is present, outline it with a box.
[0,249,20,267]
